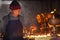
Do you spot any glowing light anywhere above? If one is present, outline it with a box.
[51,11,54,14]
[57,34,60,36]
[30,25,37,31]
[36,14,41,23]
[47,13,53,19]
[24,34,60,38]
[54,9,56,11]
[41,13,45,17]
[26,34,51,38]
[47,33,51,36]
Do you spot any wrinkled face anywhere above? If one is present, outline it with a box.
[11,9,20,17]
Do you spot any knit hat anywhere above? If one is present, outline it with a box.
[9,0,21,10]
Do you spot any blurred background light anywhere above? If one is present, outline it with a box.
[2,1,12,4]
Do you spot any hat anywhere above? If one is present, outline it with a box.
[9,0,21,10]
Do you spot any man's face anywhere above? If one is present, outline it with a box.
[11,9,20,16]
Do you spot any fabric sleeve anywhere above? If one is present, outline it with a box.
[1,16,8,33]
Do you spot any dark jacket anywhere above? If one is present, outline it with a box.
[2,14,24,33]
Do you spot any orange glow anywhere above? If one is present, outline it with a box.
[30,25,37,31]
[41,13,45,17]
[23,13,60,38]
[24,33,60,38]
[36,14,41,23]
[47,13,53,19]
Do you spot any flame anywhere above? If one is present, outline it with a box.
[36,14,41,23]
[27,33,51,38]
[30,25,37,31]
[24,33,60,38]
[27,35,47,38]
[23,13,60,38]
[57,34,60,36]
